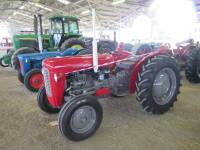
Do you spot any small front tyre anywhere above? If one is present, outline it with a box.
[136,55,180,114]
[58,95,103,141]
[37,86,60,114]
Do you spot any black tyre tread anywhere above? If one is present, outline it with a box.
[60,38,86,50]
[17,72,24,84]
[24,68,42,92]
[37,86,60,114]
[11,47,38,70]
[0,57,9,67]
[135,54,181,114]
[58,95,103,141]
[185,48,200,83]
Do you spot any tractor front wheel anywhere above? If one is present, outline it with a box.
[136,55,180,114]
[0,57,9,67]
[58,95,103,141]
[185,48,200,83]
[24,69,43,92]
[37,86,60,114]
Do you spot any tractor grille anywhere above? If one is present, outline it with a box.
[42,68,52,97]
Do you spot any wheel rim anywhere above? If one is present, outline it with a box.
[152,68,177,105]
[29,73,43,89]
[70,106,97,134]
[71,44,83,49]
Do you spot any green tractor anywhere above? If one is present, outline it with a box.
[0,15,87,69]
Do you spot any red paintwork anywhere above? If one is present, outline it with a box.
[43,49,132,108]
[95,88,111,97]
[173,46,192,61]
[47,72,65,107]
[42,45,168,108]
[29,73,44,89]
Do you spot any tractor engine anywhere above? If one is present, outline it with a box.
[65,61,132,98]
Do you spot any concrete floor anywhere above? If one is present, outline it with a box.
[0,67,200,150]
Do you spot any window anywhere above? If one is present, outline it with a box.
[69,21,79,34]
[51,19,63,34]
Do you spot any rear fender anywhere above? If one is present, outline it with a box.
[129,48,168,94]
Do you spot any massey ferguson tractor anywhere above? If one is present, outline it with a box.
[37,45,181,141]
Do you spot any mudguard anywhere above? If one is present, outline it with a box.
[129,47,169,94]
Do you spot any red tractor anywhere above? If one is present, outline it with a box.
[172,39,196,68]
[37,45,180,141]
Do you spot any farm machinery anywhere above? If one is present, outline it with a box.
[0,15,116,69]
[172,39,197,68]
[37,45,180,141]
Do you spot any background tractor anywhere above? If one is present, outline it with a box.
[0,14,117,69]
[172,39,197,68]
[0,15,86,68]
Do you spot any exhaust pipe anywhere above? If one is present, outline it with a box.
[34,15,38,35]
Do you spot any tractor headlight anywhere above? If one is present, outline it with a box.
[42,68,52,97]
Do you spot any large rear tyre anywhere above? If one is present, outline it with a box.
[59,95,103,141]
[11,47,38,70]
[37,86,60,114]
[0,57,9,67]
[185,48,200,83]
[60,38,86,50]
[24,69,43,92]
[136,55,180,114]
[17,72,24,84]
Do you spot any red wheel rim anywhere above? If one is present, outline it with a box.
[29,73,43,90]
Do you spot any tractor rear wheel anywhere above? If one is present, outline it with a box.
[136,55,180,114]
[11,47,38,71]
[17,72,24,84]
[58,95,103,141]
[37,86,60,114]
[0,57,9,67]
[185,48,200,83]
[24,69,43,92]
[61,38,86,50]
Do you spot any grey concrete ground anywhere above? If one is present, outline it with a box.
[0,67,200,150]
